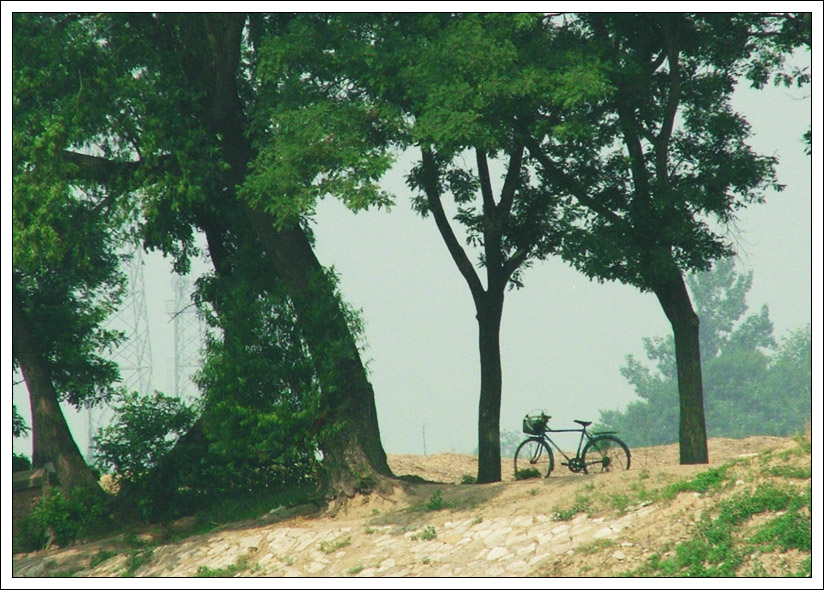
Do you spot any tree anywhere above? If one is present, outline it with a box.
[13,13,128,493]
[599,260,812,446]
[15,12,395,499]
[524,13,810,463]
[294,13,613,483]
[400,15,608,482]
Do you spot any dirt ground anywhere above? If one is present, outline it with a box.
[387,435,789,484]
[10,435,811,579]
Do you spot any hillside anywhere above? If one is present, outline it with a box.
[11,435,812,579]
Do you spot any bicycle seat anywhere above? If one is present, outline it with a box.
[574,420,592,427]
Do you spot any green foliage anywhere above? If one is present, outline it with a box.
[193,267,327,495]
[13,452,32,473]
[461,474,477,485]
[13,14,128,411]
[93,387,317,522]
[13,405,29,438]
[600,261,812,446]
[15,487,111,552]
[94,391,197,483]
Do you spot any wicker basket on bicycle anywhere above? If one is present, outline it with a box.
[522,412,549,436]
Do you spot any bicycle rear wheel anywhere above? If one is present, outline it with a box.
[514,438,554,480]
[582,435,631,473]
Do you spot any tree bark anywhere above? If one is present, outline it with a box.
[476,293,505,483]
[12,282,102,494]
[652,269,709,464]
[168,13,393,496]
[245,211,393,495]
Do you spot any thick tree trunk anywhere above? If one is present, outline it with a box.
[475,292,505,483]
[12,283,102,494]
[653,270,709,464]
[246,211,393,495]
[131,14,393,500]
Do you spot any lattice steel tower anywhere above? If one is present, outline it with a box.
[86,245,153,461]
[168,275,205,402]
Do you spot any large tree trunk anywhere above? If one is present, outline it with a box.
[12,283,102,495]
[181,14,392,497]
[246,212,393,496]
[476,293,505,483]
[653,269,709,464]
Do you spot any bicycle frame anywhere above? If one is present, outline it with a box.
[540,424,617,470]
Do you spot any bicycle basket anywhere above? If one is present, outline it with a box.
[522,412,549,435]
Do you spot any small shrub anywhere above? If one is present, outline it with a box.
[610,493,630,515]
[122,548,154,577]
[355,473,376,494]
[13,453,32,473]
[319,535,351,553]
[515,468,541,480]
[348,564,364,575]
[461,474,477,484]
[418,525,437,541]
[89,549,118,568]
[17,487,110,552]
[196,557,250,578]
[552,493,592,521]
[425,489,444,511]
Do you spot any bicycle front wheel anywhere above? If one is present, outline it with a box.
[582,435,631,473]
[514,438,554,480]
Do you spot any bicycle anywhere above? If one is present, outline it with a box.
[513,411,630,479]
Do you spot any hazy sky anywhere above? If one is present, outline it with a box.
[10,44,817,461]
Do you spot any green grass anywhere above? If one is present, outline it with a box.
[575,538,615,555]
[552,493,592,521]
[661,464,733,500]
[411,525,437,541]
[196,557,257,577]
[122,548,154,577]
[89,549,118,569]
[319,535,351,554]
[629,481,811,577]
[409,489,455,512]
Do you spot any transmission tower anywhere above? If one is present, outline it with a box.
[167,275,205,402]
[86,245,153,461]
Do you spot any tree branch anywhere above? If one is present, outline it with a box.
[655,16,682,184]
[524,135,632,234]
[421,148,485,300]
[498,139,525,219]
[475,149,497,212]
[60,150,140,184]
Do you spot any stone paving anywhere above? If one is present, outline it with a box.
[12,497,656,578]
